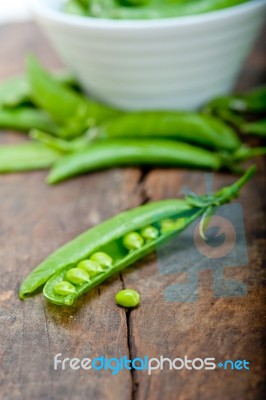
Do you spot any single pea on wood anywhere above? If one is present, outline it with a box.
[115,289,140,308]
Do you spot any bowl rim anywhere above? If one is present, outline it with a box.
[30,0,266,29]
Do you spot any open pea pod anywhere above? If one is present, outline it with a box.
[20,198,192,298]
[20,166,256,305]
[43,207,201,305]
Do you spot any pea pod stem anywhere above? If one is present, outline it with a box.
[186,165,256,208]
[47,139,224,184]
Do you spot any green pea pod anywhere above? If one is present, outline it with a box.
[206,108,246,129]
[0,142,60,172]
[20,198,193,298]
[0,107,58,133]
[77,0,90,6]
[27,56,119,137]
[242,120,266,137]
[64,0,89,15]
[27,55,88,125]
[0,72,77,109]
[0,77,29,108]
[236,86,266,113]
[47,139,223,184]
[205,85,266,115]
[119,0,150,6]
[89,0,249,19]
[232,145,266,162]
[91,112,241,152]
[19,166,255,305]
[44,210,199,305]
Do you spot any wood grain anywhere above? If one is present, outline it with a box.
[0,21,265,400]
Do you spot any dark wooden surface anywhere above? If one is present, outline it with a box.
[0,22,265,400]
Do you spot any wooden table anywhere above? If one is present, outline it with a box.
[0,22,265,400]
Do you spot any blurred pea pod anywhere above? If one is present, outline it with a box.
[0,142,60,173]
[32,126,266,163]
[47,139,226,184]
[89,111,241,152]
[63,0,89,15]
[204,85,266,115]
[204,85,266,138]
[89,0,249,19]
[0,71,77,109]
[0,108,58,133]
[26,55,119,138]
[243,120,266,137]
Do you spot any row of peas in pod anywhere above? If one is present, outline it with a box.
[53,219,183,299]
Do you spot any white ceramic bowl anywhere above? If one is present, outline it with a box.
[31,0,266,110]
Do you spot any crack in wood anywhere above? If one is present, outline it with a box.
[119,272,139,400]
[138,168,152,206]
[119,168,150,400]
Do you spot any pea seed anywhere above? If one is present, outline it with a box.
[90,252,113,268]
[160,219,176,233]
[140,225,159,241]
[174,218,185,230]
[65,268,91,285]
[160,218,185,234]
[115,289,140,308]
[123,232,144,251]
[77,259,103,276]
[53,281,76,296]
